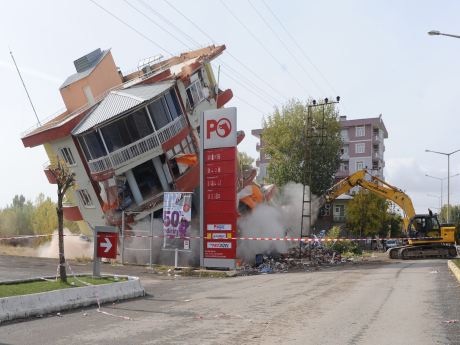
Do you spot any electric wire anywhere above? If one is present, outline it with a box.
[135,0,203,49]
[162,0,290,101]
[220,0,311,96]
[90,0,269,116]
[247,0,326,95]
[122,0,194,51]
[261,0,339,96]
[88,0,173,56]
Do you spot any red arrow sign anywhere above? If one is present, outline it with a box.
[97,232,118,259]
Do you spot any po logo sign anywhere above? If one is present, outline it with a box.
[206,118,232,139]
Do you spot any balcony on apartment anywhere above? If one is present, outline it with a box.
[73,82,189,176]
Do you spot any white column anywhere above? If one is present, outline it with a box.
[125,169,143,205]
[152,157,170,192]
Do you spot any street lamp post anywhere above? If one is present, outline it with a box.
[428,30,460,39]
[425,149,460,223]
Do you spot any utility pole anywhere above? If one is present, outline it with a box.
[300,97,340,258]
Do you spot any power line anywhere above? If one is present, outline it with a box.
[216,59,283,105]
[247,0,326,95]
[122,0,194,51]
[136,0,202,49]
[88,0,173,56]
[220,0,311,95]
[233,94,269,116]
[218,67,277,108]
[261,0,339,95]
[162,0,290,101]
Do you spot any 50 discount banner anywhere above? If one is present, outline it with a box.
[163,192,192,249]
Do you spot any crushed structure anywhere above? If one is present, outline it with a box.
[21,46,233,234]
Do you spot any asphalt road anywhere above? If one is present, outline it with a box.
[1,256,460,345]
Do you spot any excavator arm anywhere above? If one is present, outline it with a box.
[324,169,416,231]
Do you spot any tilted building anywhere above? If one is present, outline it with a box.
[21,45,232,234]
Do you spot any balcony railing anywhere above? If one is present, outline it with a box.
[88,115,188,174]
[333,215,346,222]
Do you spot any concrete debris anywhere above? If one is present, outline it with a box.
[443,319,459,324]
[237,246,345,275]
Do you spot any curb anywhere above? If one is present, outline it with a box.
[447,260,460,284]
[0,275,144,323]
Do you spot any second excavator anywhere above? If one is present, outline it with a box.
[323,169,457,259]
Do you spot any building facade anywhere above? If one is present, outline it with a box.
[21,45,233,234]
[251,114,388,230]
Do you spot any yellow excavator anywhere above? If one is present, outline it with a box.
[323,169,457,259]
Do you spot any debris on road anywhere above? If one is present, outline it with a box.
[236,246,348,275]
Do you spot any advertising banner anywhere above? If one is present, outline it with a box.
[163,192,192,249]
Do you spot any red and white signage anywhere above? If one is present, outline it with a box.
[201,108,237,267]
[97,231,118,259]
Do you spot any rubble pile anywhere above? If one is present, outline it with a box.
[237,245,345,275]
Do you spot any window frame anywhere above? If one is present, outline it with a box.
[355,126,365,137]
[76,189,94,208]
[356,161,364,170]
[355,143,365,154]
[60,147,76,166]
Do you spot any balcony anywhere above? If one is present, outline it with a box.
[87,115,188,174]
[256,142,261,152]
[43,161,57,184]
[63,203,83,222]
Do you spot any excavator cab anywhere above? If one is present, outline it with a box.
[407,214,441,239]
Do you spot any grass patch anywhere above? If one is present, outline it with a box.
[0,276,126,298]
[453,259,460,269]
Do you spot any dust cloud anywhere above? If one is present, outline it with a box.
[237,183,321,264]
[37,229,92,259]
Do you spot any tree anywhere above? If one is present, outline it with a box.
[345,190,391,237]
[31,193,58,235]
[262,99,341,194]
[238,151,254,171]
[48,159,75,283]
[440,204,460,225]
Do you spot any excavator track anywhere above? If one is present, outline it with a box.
[388,244,458,260]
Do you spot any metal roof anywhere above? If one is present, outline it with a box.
[72,81,175,135]
[60,50,110,89]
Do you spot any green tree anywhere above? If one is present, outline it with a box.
[238,151,254,171]
[263,99,341,194]
[345,190,390,237]
[49,159,75,283]
[440,204,460,224]
[31,193,58,235]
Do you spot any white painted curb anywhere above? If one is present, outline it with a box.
[448,260,460,284]
[0,275,144,323]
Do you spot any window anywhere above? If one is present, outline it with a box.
[186,79,205,108]
[355,143,365,154]
[340,146,348,155]
[147,97,172,130]
[186,135,195,153]
[356,126,365,137]
[340,129,348,141]
[339,163,348,171]
[356,161,364,170]
[164,90,182,119]
[60,147,76,165]
[80,131,106,161]
[77,189,94,208]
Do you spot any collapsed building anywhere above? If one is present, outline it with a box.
[21,45,233,234]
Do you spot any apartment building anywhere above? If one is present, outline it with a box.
[252,114,388,230]
[21,45,232,233]
[336,115,387,181]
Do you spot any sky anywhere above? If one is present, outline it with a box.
[1,0,460,213]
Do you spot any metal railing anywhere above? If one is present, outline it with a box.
[87,115,188,173]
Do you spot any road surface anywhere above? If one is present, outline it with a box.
[1,256,459,345]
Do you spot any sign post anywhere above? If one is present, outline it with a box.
[200,107,237,269]
[93,226,118,277]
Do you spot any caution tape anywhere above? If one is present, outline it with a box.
[0,233,442,242]
[121,234,436,242]
[0,234,81,241]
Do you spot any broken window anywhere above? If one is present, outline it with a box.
[132,160,162,199]
[164,89,182,119]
